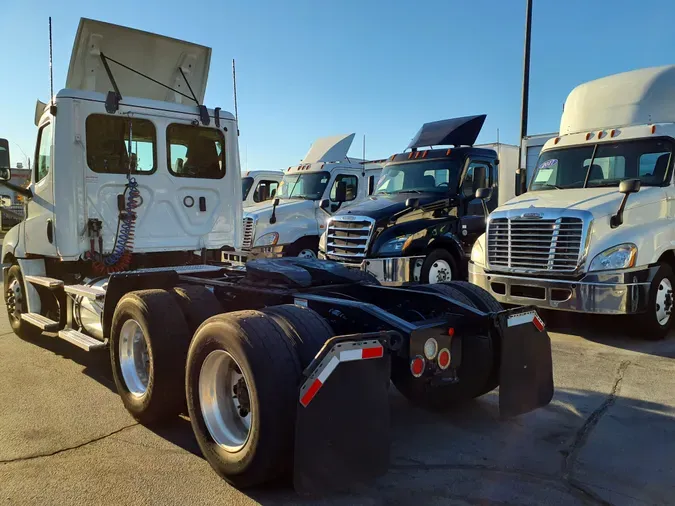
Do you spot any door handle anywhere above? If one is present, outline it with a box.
[47,219,54,244]
[199,197,206,212]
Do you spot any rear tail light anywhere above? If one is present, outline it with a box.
[437,348,451,370]
[410,356,425,378]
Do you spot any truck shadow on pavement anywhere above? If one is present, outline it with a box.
[541,309,675,358]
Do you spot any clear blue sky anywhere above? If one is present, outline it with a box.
[3,0,675,170]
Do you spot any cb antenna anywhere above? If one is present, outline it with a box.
[362,134,366,176]
[232,59,239,136]
[49,17,55,110]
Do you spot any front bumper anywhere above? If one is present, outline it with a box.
[320,254,425,286]
[469,262,658,314]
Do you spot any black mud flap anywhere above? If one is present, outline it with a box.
[496,307,554,417]
[293,335,392,495]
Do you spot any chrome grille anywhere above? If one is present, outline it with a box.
[242,217,255,250]
[325,216,374,263]
[487,217,584,272]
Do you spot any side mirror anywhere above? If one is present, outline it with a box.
[405,197,420,209]
[320,199,330,210]
[611,179,640,228]
[334,181,347,203]
[273,197,280,207]
[619,178,641,194]
[475,187,490,200]
[0,167,10,181]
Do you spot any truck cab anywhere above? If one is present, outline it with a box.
[241,170,282,208]
[319,116,516,285]
[233,134,381,261]
[470,65,675,338]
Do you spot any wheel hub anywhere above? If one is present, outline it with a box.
[6,279,23,322]
[429,260,452,284]
[199,350,252,452]
[298,249,316,259]
[119,319,151,397]
[655,278,673,326]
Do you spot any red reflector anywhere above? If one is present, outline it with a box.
[533,315,545,332]
[300,378,323,407]
[438,349,450,369]
[362,346,383,359]
[410,356,425,377]
[448,327,455,337]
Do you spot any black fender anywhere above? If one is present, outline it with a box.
[424,234,467,276]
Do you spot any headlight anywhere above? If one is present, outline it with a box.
[588,243,637,272]
[254,232,279,247]
[470,234,486,266]
[319,230,327,252]
[379,235,411,255]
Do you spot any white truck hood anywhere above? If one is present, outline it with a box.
[499,187,664,219]
[245,199,319,245]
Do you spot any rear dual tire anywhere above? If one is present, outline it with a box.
[186,306,333,488]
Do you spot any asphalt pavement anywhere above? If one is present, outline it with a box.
[1,302,675,505]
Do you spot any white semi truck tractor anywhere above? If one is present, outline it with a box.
[2,18,555,492]
[470,65,675,340]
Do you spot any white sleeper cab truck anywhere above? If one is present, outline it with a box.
[470,65,675,339]
[234,134,382,261]
[2,18,555,493]
[241,169,282,208]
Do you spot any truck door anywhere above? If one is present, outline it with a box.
[328,173,360,213]
[24,121,58,256]
[458,160,496,248]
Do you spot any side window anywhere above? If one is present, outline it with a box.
[639,152,670,184]
[253,180,279,203]
[86,115,156,174]
[35,122,53,182]
[461,161,489,197]
[167,123,225,179]
[330,174,359,202]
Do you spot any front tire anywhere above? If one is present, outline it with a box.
[637,264,675,340]
[5,264,40,340]
[110,289,191,424]
[186,311,301,488]
[420,249,457,284]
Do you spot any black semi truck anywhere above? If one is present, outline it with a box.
[319,115,511,284]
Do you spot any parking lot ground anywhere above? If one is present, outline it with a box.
[1,305,674,505]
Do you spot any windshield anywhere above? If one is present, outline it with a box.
[276,171,330,200]
[242,177,254,200]
[530,139,673,191]
[375,159,462,195]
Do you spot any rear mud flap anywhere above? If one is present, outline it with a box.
[497,308,554,417]
[293,337,392,495]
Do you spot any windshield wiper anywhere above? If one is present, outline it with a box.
[395,190,423,194]
[535,183,563,190]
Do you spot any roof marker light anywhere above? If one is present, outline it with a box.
[610,129,617,138]
[422,150,428,158]
[598,131,603,138]
[554,137,560,145]
[585,133,591,141]
[652,125,657,134]
[446,149,452,156]
[389,155,395,161]
[408,152,414,159]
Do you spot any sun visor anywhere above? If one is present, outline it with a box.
[407,115,487,149]
[301,134,356,164]
[66,18,211,105]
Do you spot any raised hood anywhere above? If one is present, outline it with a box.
[301,134,355,164]
[407,115,486,150]
[66,18,211,104]
[501,187,665,219]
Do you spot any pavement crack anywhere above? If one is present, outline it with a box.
[0,423,139,464]
[561,359,630,481]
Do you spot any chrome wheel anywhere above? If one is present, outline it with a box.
[655,278,673,326]
[199,350,252,452]
[119,319,151,397]
[297,249,316,259]
[6,278,24,323]
[428,259,452,284]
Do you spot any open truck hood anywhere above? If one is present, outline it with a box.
[501,187,665,220]
[67,18,211,104]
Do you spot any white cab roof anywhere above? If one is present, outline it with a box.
[242,170,283,179]
[67,18,211,105]
[301,133,355,164]
[560,65,675,135]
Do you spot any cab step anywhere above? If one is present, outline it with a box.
[57,328,107,351]
[64,284,106,300]
[20,312,60,331]
[24,275,64,289]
